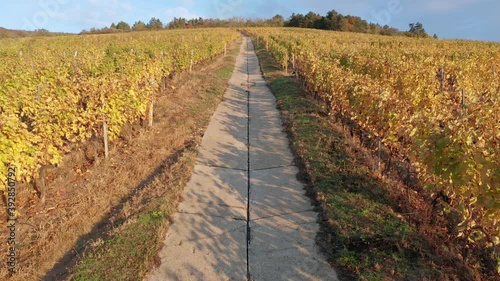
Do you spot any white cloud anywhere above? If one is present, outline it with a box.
[164,7,198,20]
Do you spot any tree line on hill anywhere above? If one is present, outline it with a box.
[0,27,69,38]
[80,9,434,38]
[286,11,432,38]
[79,16,286,34]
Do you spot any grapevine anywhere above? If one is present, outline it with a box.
[0,28,239,189]
[244,27,500,254]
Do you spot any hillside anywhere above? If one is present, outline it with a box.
[0,27,69,38]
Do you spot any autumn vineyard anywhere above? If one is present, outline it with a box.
[244,27,500,259]
[0,28,239,188]
[0,26,499,275]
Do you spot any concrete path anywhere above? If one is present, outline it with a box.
[148,37,338,281]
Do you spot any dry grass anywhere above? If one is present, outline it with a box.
[0,37,242,281]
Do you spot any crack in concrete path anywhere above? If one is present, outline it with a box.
[245,38,253,281]
[148,36,338,281]
[199,164,247,172]
[250,209,317,222]
[251,164,296,172]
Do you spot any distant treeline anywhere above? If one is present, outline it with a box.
[82,9,432,38]
[0,27,69,39]
[286,11,432,38]
[79,16,287,34]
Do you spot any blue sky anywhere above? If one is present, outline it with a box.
[1,0,498,42]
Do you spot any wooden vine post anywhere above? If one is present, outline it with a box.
[378,89,382,173]
[461,88,466,109]
[149,97,154,127]
[439,65,444,92]
[190,49,194,73]
[160,51,166,92]
[102,98,109,160]
[149,78,156,127]
[73,50,79,73]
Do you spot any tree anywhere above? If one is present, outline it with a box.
[147,17,164,29]
[187,17,204,27]
[408,22,428,37]
[132,21,147,31]
[433,33,439,39]
[381,24,399,36]
[116,21,131,31]
[287,13,305,27]
[110,22,117,29]
[269,14,284,26]
[303,11,321,28]
[323,10,340,30]
[368,23,382,34]
[352,17,368,33]
[167,17,187,29]
[338,16,349,32]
